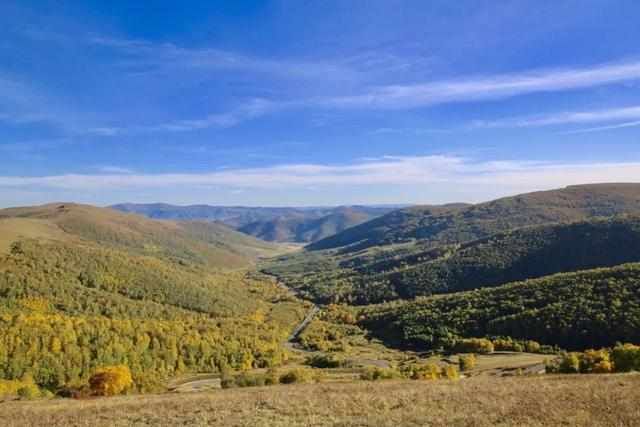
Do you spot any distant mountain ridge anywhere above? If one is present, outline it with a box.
[111,203,399,243]
[308,183,640,252]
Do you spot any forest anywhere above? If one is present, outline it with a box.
[358,263,640,351]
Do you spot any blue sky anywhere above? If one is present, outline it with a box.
[1,0,640,207]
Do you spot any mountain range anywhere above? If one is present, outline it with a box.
[111,203,398,243]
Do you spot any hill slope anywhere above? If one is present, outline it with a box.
[0,203,305,392]
[0,203,280,269]
[239,207,375,243]
[308,183,640,252]
[264,215,640,304]
[359,263,640,350]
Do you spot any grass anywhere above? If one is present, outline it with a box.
[0,218,71,254]
[3,374,639,426]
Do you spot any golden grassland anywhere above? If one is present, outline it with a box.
[2,374,639,427]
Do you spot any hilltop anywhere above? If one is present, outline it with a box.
[308,183,640,252]
[0,203,280,268]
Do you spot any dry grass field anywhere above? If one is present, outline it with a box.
[2,374,639,427]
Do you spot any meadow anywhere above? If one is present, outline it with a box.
[2,374,639,427]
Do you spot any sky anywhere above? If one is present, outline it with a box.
[1,0,640,207]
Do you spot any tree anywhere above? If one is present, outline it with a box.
[89,365,133,396]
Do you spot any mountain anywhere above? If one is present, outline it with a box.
[359,262,640,351]
[111,203,303,228]
[308,183,640,252]
[239,207,376,243]
[0,203,306,392]
[111,203,396,243]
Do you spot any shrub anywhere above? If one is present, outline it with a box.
[458,354,477,372]
[360,367,402,381]
[89,365,133,396]
[17,384,40,400]
[411,363,442,380]
[306,354,344,368]
[444,365,460,380]
[454,338,494,354]
[557,353,580,373]
[524,340,542,353]
[279,368,317,384]
[611,343,640,372]
[580,349,612,373]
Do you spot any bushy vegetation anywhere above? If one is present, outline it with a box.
[89,365,133,396]
[547,343,640,374]
[359,264,640,351]
[453,339,495,354]
[360,363,460,381]
[458,354,477,372]
[221,370,280,388]
[278,368,320,384]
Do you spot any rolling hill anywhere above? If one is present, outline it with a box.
[0,203,280,269]
[264,215,640,304]
[308,183,640,252]
[359,262,640,351]
[111,203,396,243]
[0,203,306,393]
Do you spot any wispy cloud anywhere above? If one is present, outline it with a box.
[93,166,135,174]
[560,120,640,134]
[473,105,640,128]
[370,127,452,135]
[320,61,640,109]
[89,36,359,82]
[147,98,279,132]
[1,156,639,194]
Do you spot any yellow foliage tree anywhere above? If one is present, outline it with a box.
[458,354,477,372]
[89,365,133,396]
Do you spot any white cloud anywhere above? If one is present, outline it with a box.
[94,166,134,174]
[560,120,640,134]
[89,36,358,82]
[320,61,640,109]
[147,98,279,132]
[474,105,640,128]
[1,156,639,196]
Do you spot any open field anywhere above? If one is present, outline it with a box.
[3,374,639,427]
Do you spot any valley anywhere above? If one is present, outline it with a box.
[3,184,640,426]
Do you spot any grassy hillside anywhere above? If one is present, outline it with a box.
[5,375,640,427]
[308,184,640,252]
[358,263,640,351]
[0,204,306,393]
[0,203,280,269]
[264,215,640,304]
[112,203,394,243]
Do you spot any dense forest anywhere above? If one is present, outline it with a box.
[358,263,640,351]
[264,215,640,305]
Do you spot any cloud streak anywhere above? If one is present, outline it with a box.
[1,156,639,194]
[320,61,640,109]
[474,105,640,128]
[89,36,359,82]
[560,120,640,134]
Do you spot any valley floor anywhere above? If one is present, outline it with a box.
[3,374,639,427]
